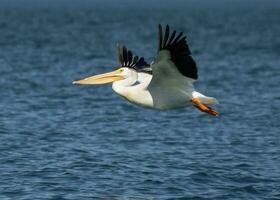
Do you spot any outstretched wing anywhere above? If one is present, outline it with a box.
[147,25,197,109]
[117,45,152,74]
[155,24,197,80]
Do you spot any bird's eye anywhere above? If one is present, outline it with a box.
[119,69,124,72]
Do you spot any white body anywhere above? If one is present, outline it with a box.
[112,68,218,109]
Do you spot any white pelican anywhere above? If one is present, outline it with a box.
[73,24,219,116]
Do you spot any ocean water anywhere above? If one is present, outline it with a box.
[1,1,280,199]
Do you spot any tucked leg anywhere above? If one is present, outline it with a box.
[191,98,219,116]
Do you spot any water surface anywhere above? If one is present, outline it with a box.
[1,1,280,199]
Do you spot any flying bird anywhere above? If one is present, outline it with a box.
[73,24,219,116]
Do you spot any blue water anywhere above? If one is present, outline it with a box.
[1,1,280,199]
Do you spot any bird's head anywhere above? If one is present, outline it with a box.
[73,67,137,85]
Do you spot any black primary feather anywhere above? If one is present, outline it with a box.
[117,45,151,74]
[127,50,133,65]
[167,30,176,46]
[163,25,169,47]
[122,46,127,66]
[172,32,183,45]
[133,56,138,65]
[157,24,197,80]
[158,24,163,50]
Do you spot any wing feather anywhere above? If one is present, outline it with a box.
[167,30,176,46]
[154,24,197,80]
[163,25,169,47]
[158,24,163,50]
[116,44,151,74]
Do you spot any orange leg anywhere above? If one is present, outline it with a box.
[191,98,219,117]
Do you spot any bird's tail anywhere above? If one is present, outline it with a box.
[192,91,219,105]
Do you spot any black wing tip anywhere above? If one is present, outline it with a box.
[116,44,149,70]
[158,24,187,51]
[157,24,198,80]
[166,24,170,31]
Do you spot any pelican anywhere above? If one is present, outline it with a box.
[73,24,219,116]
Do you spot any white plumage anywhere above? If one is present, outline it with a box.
[73,24,219,116]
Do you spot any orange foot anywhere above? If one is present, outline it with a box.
[191,98,219,117]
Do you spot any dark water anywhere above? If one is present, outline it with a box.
[1,1,280,199]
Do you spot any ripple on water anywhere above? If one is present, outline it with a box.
[1,1,280,199]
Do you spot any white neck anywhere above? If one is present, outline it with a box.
[113,76,136,88]
[112,73,153,107]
